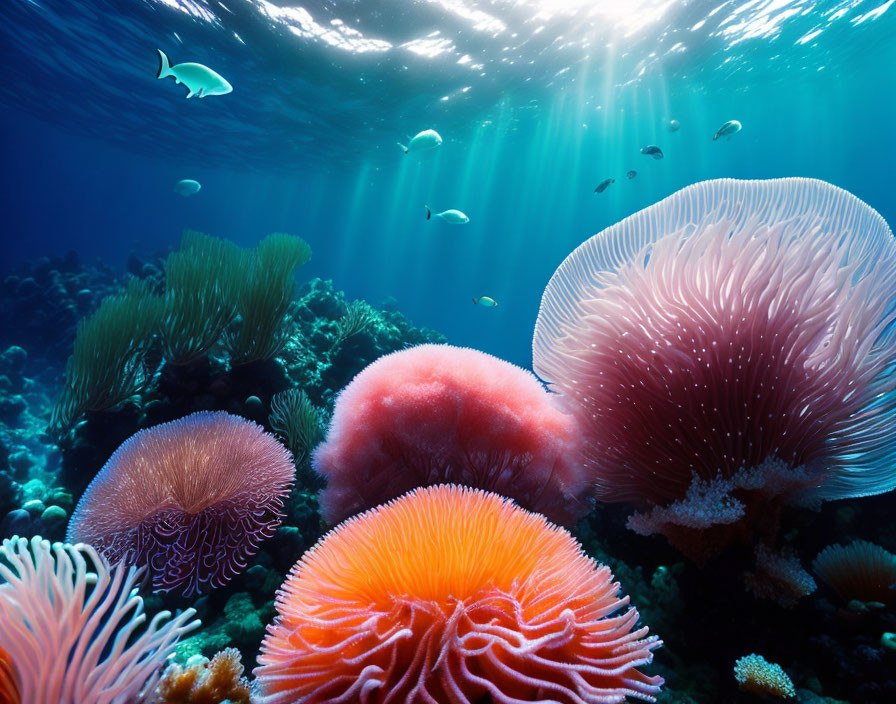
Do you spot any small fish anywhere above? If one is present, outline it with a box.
[713,120,742,141]
[640,145,663,159]
[668,119,680,132]
[157,50,232,99]
[626,170,637,180]
[473,296,498,307]
[174,179,201,197]
[426,206,469,224]
[398,129,442,155]
[594,178,615,193]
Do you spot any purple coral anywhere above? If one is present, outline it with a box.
[67,411,295,595]
[0,535,198,703]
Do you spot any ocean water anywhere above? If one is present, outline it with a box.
[3,0,894,366]
[2,1,896,703]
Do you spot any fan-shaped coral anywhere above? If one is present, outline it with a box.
[67,411,295,595]
[313,344,587,526]
[812,540,896,606]
[254,484,663,704]
[0,535,198,704]
[534,178,896,556]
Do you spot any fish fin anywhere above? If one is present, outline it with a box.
[472,297,478,304]
[157,49,173,79]
[397,142,408,154]
[197,87,205,98]
[425,206,431,221]
[186,90,196,99]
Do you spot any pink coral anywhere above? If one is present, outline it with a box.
[68,411,295,595]
[313,344,587,526]
[534,178,896,555]
[0,535,198,704]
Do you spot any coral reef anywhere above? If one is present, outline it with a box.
[254,485,662,703]
[0,535,198,703]
[314,344,588,526]
[67,411,295,595]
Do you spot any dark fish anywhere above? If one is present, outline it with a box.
[640,145,663,159]
[594,178,615,193]
[626,170,637,180]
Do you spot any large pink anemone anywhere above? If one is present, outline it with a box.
[313,344,587,526]
[0,536,198,703]
[67,411,295,595]
[534,178,896,557]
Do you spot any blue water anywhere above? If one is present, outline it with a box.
[2,0,895,367]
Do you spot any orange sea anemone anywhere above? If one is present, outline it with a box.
[254,484,663,704]
[0,645,19,704]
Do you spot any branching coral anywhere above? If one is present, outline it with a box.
[313,344,589,526]
[534,178,896,556]
[51,278,164,431]
[733,654,795,698]
[0,535,198,704]
[160,230,246,364]
[813,540,896,606]
[150,649,251,704]
[67,411,295,595]
[226,233,311,364]
[254,485,663,704]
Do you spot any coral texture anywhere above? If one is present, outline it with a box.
[812,540,896,606]
[733,654,795,698]
[313,344,588,526]
[0,535,198,704]
[254,484,662,704]
[533,178,896,551]
[67,411,295,595]
[150,648,251,704]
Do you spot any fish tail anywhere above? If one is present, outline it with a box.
[157,49,173,79]
[397,142,408,154]
[425,206,431,221]
[472,297,477,304]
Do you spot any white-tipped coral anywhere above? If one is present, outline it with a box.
[0,535,199,704]
[734,654,796,698]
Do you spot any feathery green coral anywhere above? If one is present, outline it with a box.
[51,278,163,431]
[269,388,325,468]
[160,230,246,364]
[227,233,311,364]
[330,300,377,352]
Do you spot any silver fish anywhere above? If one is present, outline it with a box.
[713,120,742,141]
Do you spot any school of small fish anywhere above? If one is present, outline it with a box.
[594,118,743,194]
[154,52,744,312]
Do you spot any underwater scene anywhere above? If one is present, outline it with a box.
[2,0,896,702]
